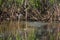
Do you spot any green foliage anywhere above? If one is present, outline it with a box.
[16,33,21,40]
[27,30,35,40]
[0,0,2,6]
[0,0,56,8]
[29,0,41,9]
[50,35,54,40]
[16,0,24,5]
[49,0,55,4]
[0,38,3,40]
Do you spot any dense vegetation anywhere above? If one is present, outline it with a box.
[0,0,60,22]
[0,0,60,40]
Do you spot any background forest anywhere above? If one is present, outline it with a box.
[0,0,60,22]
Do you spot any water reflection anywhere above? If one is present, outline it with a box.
[0,21,60,40]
